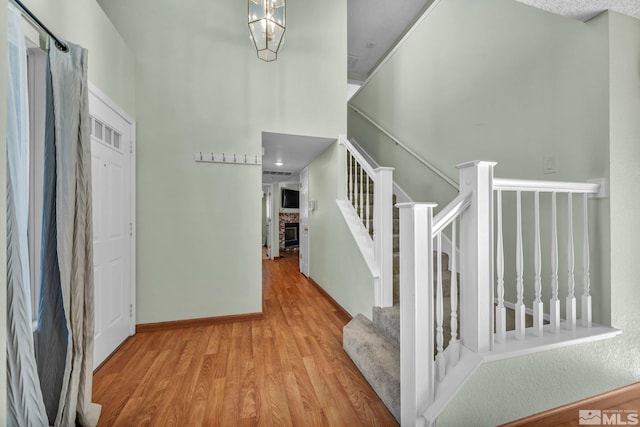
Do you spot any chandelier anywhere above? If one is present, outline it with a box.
[248,0,286,62]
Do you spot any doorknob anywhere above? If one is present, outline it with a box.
[304,227,308,231]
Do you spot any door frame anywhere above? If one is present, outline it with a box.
[262,184,273,259]
[299,167,310,276]
[88,81,137,336]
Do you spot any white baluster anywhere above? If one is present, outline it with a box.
[495,190,506,344]
[350,155,355,207]
[436,233,445,381]
[359,163,364,222]
[449,220,460,366]
[347,152,352,203]
[533,191,543,336]
[566,193,576,330]
[353,161,357,211]
[515,190,526,340]
[366,174,371,235]
[550,192,560,332]
[581,193,592,327]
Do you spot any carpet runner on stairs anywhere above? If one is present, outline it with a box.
[343,202,457,421]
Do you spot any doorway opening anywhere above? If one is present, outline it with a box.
[260,132,335,277]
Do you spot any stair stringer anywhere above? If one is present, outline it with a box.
[336,199,380,279]
[421,346,483,426]
[420,323,622,426]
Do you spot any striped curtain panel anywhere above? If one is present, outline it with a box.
[6,5,49,426]
[36,38,101,426]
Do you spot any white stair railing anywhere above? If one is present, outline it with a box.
[398,160,610,426]
[492,177,599,339]
[337,135,394,307]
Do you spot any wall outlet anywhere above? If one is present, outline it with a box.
[543,156,557,174]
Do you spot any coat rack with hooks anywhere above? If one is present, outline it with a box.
[194,152,262,166]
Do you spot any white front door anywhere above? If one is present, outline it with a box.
[89,88,134,368]
[299,167,310,276]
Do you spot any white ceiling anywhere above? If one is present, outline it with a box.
[348,0,432,79]
[348,0,640,80]
[261,132,335,183]
[514,0,640,22]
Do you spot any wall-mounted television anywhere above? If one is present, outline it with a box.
[281,188,300,209]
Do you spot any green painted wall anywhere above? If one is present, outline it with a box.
[98,0,347,323]
[348,0,612,324]
[347,0,640,424]
[608,8,640,378]
[308,143,375,318]
[22,0,135,116]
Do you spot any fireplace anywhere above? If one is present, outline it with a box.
[284,223,299,248]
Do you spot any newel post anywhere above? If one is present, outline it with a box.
[398,203,437,427]
[374,167,394,307]
[457,161,496,353]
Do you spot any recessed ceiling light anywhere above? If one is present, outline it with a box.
[366,41,376,49]
[275,161,284,166]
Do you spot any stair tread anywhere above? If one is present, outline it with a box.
[343,314,400,421]
[373,305,400,345]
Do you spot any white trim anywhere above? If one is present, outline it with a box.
[264,183,275,260]
[88,82,135,125]
[422,323,621,424]
[336,199,380,278]
[432,193,472,236]
[492,177,599,193]
[299,166,310,276]
[348,137,412,203]
[88,81,137,336]
[129,120,137,335]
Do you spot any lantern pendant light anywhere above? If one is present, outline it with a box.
[248,0,286,62]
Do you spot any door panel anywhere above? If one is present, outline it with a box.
[89,90,133,368]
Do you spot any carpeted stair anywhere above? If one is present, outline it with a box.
[344,201,456,421]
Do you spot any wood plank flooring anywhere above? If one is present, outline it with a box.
[501,382,640,427]
[93,250,398,426]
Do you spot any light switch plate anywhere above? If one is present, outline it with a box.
[543,156,557,174]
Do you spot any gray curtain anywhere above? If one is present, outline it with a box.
[6,5,49,426]
[36,38,101,426]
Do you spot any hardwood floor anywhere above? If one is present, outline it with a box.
[500,382,640,427]
[93,250,398,426]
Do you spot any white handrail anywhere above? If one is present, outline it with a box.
[493,178,599,193]
[340,134,378,177]
[337,135,394,307]
[348,105,459,191]
[432,192,472,236]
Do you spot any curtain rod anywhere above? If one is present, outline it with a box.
[11,0,68,52]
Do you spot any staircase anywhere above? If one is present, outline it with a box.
[343,201,457,421]
[335,136,621,426]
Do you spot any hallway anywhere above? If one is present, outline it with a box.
[93,251,398,426]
